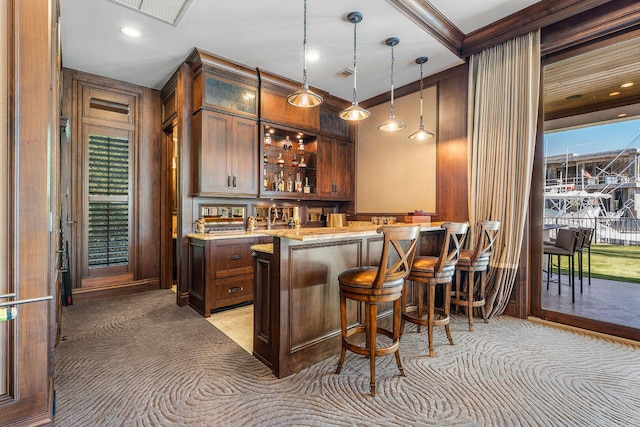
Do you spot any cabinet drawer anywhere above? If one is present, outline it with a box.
[212,274,254,309]
[214,242,254,278]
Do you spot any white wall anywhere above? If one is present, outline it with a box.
[356,86,437,214]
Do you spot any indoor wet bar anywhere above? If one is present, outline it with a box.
[8,0,640,424]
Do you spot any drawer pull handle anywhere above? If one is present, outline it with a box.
[227,254,243,260]
[228,286,244,294]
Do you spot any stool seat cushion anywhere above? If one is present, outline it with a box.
[338,267,404,291]
[408,256,456,278]
[457,249,490,268]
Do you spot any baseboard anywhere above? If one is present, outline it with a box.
[72,278,160,302]
[528,316,640,347]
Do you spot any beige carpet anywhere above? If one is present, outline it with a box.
[54,289,640,426]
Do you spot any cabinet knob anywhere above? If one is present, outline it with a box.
[227,175,232,188]
[233,174,237,188]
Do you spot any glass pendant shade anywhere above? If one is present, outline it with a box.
[409,56,434,140]
[409,125,434,140]
[287,84,323,107]
[340,12,370,121]
[379,37,405,132]
[339,103,370,121]
[287,0,323,108]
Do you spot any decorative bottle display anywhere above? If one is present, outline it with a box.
[295,173,303,193]
[261,125,317,196]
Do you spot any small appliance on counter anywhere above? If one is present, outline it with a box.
[327,213,347,228]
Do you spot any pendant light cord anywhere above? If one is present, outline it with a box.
[419,61,424,127]
[302,0,308,87]
[352,20,358,104]
[390,43,395,116]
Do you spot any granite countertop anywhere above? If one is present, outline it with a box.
[264,222,444,242]
[250,243,274,254]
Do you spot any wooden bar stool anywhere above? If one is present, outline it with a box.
[401,222,468,357]
[335,225,420,396]
[451,220,500,331]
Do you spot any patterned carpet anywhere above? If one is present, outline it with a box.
[54,289,640,426]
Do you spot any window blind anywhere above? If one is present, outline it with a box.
[88,134,129,269]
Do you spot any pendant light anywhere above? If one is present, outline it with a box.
[409,56,435,140]
[287,0,323,108]
[339,11,370,121]
[378,37,406,132]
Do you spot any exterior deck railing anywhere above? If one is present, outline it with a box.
[544,216,640,246]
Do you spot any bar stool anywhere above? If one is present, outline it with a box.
[451,220,500,331]
[335,225,420,396]
[401,222,468,357]
[543,228,579,303]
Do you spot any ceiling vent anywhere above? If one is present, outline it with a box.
[337,68,354,78]
[108,0,193,26]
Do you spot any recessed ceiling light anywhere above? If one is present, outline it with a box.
[306,51,320,62]
[618,113,628,118]
[620,82,634,88]
[609,91,621,96]
[120,27,141,38]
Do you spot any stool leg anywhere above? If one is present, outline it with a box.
[588,246,591,286]
[400,281,407,336]
[444,281,454,347]
[557,254,562,295]
[480,270,488,324]
[393,298,405,377]
[466,271,473,332]
[427,283,435,357]
[546,254,551,290]
[368,301,377,396]
[454,270,461,315]
[335,293,347,375]
[417,282,424,334]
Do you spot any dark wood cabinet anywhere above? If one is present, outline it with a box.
[188,236,269,316]
[192,109,258,196]
[318,136,352,200]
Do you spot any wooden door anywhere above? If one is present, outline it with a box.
[231,117,258,196]
[317,136,335,197]
[0,0,57,424]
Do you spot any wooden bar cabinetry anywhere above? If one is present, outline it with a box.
[188,235,271,317]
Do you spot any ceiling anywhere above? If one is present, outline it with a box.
[59,0,542,102]
[544,36,640,131]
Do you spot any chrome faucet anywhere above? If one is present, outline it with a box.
[267,204,276,230]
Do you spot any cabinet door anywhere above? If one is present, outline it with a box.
[231,117,258,196]
[199,110,232,194]
[317,136,335,197]
[332,138,352,199]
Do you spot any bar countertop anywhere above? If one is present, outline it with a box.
[264,222,444,242]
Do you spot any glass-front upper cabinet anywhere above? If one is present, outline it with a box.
[261,124,318,199]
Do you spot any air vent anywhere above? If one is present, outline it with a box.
[337,68,354,78]
[108,0,193,26]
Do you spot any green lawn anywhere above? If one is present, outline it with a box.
[574,244,640,284]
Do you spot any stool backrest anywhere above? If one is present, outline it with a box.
[434,222,469,273]
[373,225,421,289]
[554,228,578,252]
[468,220,501,262]
[580,227,594,248]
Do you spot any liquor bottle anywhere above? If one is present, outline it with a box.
[277,153,284,167]
[298,138,305,152]
[263,151,269,164]
[264,132,271,146]
[263,168,268,190]
[283,136,292,151]
[272,173,278,192]
[278,172,285,192]
[291,153,298,168]
[298,155,306,168]
[287,173,293,192]
[303,177,310,194]
[295,173,303,193]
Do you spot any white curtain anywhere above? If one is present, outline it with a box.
[467,30,540,317]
